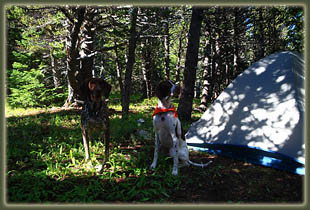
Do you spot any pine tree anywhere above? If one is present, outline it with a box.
[178,7,204,121]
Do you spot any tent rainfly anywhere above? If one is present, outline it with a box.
[186,51,305,175]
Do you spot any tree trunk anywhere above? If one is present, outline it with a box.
[164,21,170,80]
[233,7,240,79]
[175,35,183,84]
[80,9,96,80]
[114,41,123,94]
[177,7,204,121]
[206,25,217,106]
[199,66,209,111]
[258,8,265,59]
[121,7,138,120]
[141,39,154,99]
[63,6,86,107]
[50,51,62,93]
[99,38,106,78]
[253,7,265,61]
[175,21,186,84]
[199,23,211,111]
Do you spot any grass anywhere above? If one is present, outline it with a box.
[5,94,303,204]
[5,95,185,203]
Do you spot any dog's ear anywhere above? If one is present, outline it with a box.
[99,79,112,99]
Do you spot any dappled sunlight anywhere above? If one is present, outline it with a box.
[186,52,305,173]
[243,94,299,153]
[255,66,267,75]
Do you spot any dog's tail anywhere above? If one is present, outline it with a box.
[188,160,213,168]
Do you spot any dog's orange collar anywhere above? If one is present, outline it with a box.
[152,105,178,118]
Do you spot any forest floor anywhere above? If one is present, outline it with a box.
[5,96,304,205]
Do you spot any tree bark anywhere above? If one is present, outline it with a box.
[63,6,86,107]
[164,22,170,80]
[177,7,204,121]
[175,21,186,84]
[80,8,96,80]
[253,7,265,61]
[233,7,240,79]
[121,7,138,120]
[114,41,123,95]
[258,8,265,59]
[141,40,152,99]
[50,51,62,92]
[199,21,211,111]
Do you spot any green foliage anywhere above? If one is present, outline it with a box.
[6,100,186,203]
[8,68,44,107]
[8,67,67,108]
[7,6,67,108]
[6,5,304,110]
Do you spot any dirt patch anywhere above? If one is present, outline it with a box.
[170,152,303,203]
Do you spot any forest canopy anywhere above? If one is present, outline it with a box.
[6,5,304,120]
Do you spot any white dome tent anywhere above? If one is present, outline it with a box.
[186,51,305,175]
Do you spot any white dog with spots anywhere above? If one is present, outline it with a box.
[150,80,212,176]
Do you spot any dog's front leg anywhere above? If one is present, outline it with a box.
[150,132,160,170]
[170,132,179,176]
[82,129,90,160]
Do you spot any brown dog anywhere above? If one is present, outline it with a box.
[80,78,111,165]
